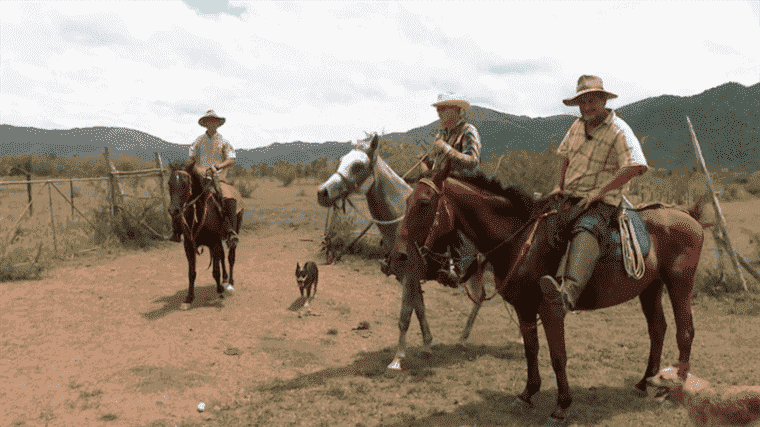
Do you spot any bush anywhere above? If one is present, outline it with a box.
[747,171,760,195]
[234,179,258,198]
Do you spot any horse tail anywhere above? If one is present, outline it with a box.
[687,196,714,229]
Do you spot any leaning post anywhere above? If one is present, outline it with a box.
[154,152,170,221]
[687,116,747,292]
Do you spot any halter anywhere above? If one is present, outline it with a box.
[331,152,406,226]
[418,178,560,304]
[173,170,213,255]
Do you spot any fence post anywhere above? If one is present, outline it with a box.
[70,179,75,217]
[103,148,124,215]
[687,116,747,292]
[26,172,33,216]
[154,152,170,220]
[47,182,58,259]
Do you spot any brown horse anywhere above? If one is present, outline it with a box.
[167,163,242,310]
[390,166,706,427]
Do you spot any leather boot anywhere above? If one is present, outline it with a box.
[539,231,600,318]
[223,199,239,249]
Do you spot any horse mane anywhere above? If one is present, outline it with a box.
[449,169,534,219]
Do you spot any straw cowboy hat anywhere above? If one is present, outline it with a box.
[562,75,618,106]
[432,92,471,113]
[198,109,226,127]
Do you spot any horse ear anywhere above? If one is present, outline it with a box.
[367,133,379,160]
[296,262,301,272]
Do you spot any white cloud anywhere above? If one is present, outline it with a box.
[1,1,758,149]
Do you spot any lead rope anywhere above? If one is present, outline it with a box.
[620,207,645,279]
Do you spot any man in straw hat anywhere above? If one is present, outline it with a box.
[539,75,648,319]
[421,92,481,286]
[170,110,242,248]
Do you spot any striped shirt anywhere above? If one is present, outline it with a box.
[558,110,647,206]
[430,119,481,172]
[189,132,236,181]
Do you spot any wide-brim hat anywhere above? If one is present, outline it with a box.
[562,75,618,106]
[198,110,226,127]
[432,92,471,113]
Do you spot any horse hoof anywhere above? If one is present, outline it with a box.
[387,358,403,371]
[506,397,534,414]
[539,416,568,427]
[180,303,191,311]
[632,383,648,398]
[224,285,235,295]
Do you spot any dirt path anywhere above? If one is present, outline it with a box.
[2,182,759,427]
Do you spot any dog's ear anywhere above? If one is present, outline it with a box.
[675,361,690,380]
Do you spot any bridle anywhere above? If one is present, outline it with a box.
[172,170,211,255]
[330,152,406,226]
[415,177,561,304]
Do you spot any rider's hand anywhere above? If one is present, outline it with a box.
[548,187,565,198]
[205,167,215,177]
[433,139,452,156]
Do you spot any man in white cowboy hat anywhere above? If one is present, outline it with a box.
[539,75,648,318]
[170,109,242,248]
[421,92,482,286]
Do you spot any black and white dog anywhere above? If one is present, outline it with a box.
[295,261,318,310]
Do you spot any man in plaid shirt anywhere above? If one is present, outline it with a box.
[539,75,648,318]
[421,92,481,286]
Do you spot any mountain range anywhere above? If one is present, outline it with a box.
[1,81,758,171]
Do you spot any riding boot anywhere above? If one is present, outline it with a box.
[437,231,475,288]
[223,199,239,249]
[539,231,600,318]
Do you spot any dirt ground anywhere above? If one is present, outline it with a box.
[2,179,760,427]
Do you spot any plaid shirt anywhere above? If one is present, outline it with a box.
[429,119,481,172]
[189,132,236,181]
[558,110,647,206]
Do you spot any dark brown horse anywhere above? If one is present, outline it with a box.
[390,166,706,427]
[167,163,242,310]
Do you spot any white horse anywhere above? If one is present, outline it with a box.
[316,134,489,370]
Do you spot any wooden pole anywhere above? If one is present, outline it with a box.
[154,152,170,221]
[47,183,58,259]
[103,148,124,215]
[26,173,33,216]
[687,116,747,292]
[70,179,75,217]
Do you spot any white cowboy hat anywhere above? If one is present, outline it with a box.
[562,75,618,106]
[198,110,226,127]
[432,92,471,113]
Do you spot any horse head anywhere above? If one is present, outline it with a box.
[167,162,200,219]
[317,134,379,207]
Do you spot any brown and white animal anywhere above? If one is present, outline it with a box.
[649,363,760,427]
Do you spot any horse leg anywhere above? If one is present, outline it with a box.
[666,274,696,373]
[389,273,416,371]
[220,246,229,285]
[457,264,485,346]
[225,238,236,294]
[181,239,197,311]
[634,279,667,396]
[412,276,434,356]
[538,301,572,427]
[508,307,542,413]
[212,242,224,296]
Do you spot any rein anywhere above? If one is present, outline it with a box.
[332,157,406,226]
[419,176,559,304]
[174,170,216,255]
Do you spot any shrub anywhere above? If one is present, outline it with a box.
[235,180,258,198]
[747,171,760,195]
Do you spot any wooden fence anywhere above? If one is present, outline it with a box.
[0,148,171,261]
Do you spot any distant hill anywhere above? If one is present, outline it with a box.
[1,81,758,171]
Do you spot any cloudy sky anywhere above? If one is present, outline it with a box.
[2,1,759,149]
